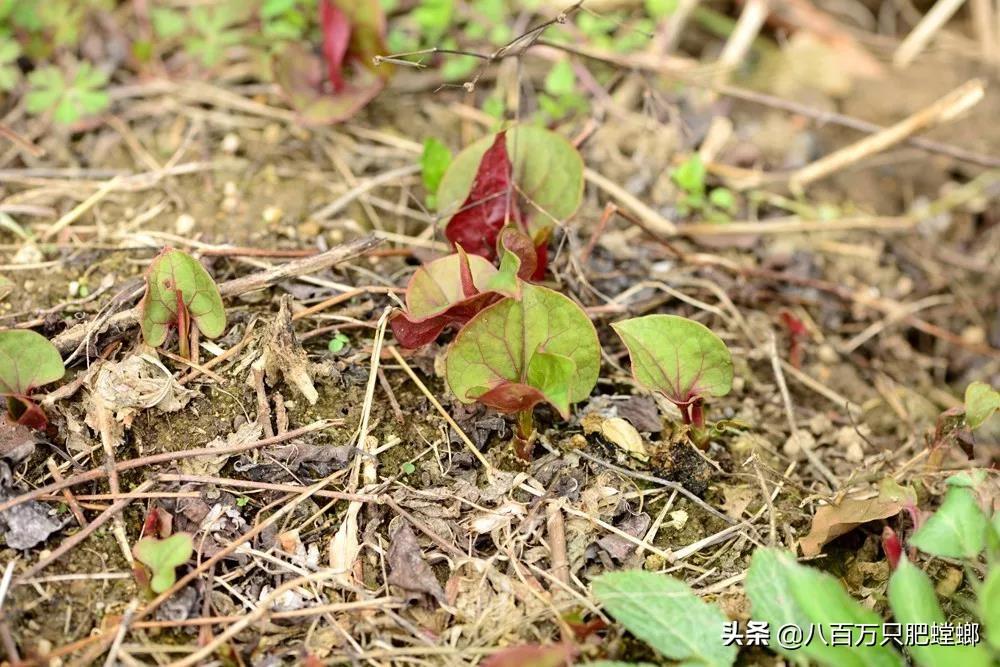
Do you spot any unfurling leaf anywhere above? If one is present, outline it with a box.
[140,248,226,356]
[591,570,737,667]
[964,381,999,430]
[133,533,194,593]
[0,330,65,429]
[799,478,917,557]
[319,0,350,92]
[612,314,732,425]
[445,283,599,419]
[389,249,504,348]
[437,125,584,275]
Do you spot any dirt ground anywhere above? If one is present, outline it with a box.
[0,3,999,666]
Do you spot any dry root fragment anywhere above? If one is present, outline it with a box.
[253,296,318,405]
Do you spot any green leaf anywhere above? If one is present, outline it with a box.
[140,248,226,349]
[591,570,737,667]
[133,533,194,593]
[746,548,904,667]
[964,381,999,430]
[445,283,599,418]
[708,187,736,213]
[672,154,706,197]
[0,330,64,396]
[910,486,989,559]
[421,137,452,204]
[585,663,657,667]
[982,565,1000,651]
[25,63,109,124]
[327,332,350,354]
[412,0,453,41]
[646,0,679,18]
[544,60,576,96]
[437,125,584,240]
[888,557,993,666]
[151,7,186,39]
[611,314,733,406]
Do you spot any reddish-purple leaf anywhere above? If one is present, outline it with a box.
[320,0,350,93]
[882,526,902,570]
[389,251,503,348]
[445,131,524,262]
[480,643,574,667]
[474,382,548,414]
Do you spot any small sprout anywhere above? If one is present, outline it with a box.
[612,315,733,437]
[445,282,600,458]
[140,248,226,359]
[0,330,65,429]
[236,496,250,507]
[389,248,502,348]
[327,332,350,354]
[25,62,110,125]
[133,533,194,593]
[400,461,416,475]
[964,381,998,430]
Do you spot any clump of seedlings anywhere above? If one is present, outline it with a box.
[0,329,65,429]
[140,248,227,360]
[612,314,734,446]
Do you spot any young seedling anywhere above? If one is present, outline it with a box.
[435,125,584,278]
[612,314,733,444]
[0,329,65,429]
[140,248,226,360]
[133,533,194,594]
[445,282,600,459]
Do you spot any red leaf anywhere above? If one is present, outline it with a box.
[446,132,525,262]
[475,382,548,414]
[390,292,500,348]
[8,395,47,430]
[882,526,902,570]
[480,643,574,667]
[320,0,350,93]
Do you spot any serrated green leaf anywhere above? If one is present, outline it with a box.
[437,125,584,240]
[910,486,989,559]
[888,557,993,666]
[0,329,64,396]
[140,248,226,350]
[133,533,193,593]
[746,548,904,667]
[965,381,999,430]
[591,570,736,667]
[445,283,599,418]
[611,314,733,407]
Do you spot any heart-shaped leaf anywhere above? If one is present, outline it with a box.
[909,484,989,559]
[437,125,583,271]
[133,532,194,594]
[612,315,733,423]
[140,248,226,354]
[445,283,599,419]
[0,330,65,397]
[390,249,502,348]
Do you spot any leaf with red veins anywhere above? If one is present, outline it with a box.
[445,283,599,418]
[140,248,226,350]
[320,0,350,93]
[445,131,524,262]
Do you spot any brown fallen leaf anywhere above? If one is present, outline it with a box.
[0,420,41,463]
[799,478,917,557]
[387,520,446,605]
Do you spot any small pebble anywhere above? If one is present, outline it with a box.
[263,206,283,224]
[175,213,196,235]
[221,132,240,154]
